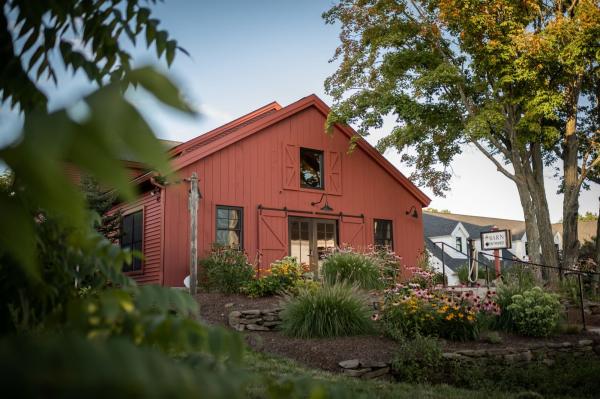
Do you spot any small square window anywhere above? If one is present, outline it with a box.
[300,148,324,189]
[374,219,393,250]
[216,206,243,249]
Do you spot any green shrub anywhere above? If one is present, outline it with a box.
[380,288,496,341]
[321,251,382,289]
[507,287,561,337]
[200,246,255,294]
[390,335,442,383]
[280,283,373,338]
[456,264,469,285]
[242,257,305,298]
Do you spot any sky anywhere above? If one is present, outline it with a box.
[1,0,598,222]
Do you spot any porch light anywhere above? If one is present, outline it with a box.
[311,193,334,212]
[405,205,418,219]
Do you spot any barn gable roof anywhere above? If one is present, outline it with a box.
[170,94,431,207]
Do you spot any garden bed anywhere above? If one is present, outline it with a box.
[196,291,599,372]
[196,291,396,371]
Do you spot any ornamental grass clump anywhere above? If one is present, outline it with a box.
[507,287,561,337]
[321,250,382,290]
[280,283,373,338]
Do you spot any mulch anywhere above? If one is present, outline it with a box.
[195,291,599,372]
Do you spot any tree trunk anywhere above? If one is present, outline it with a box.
[529,142,560,277]
[562,80,583,273]
[516,179,541,264]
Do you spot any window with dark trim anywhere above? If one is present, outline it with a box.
[216,206,243,249]
[121,210,143,272]
[374,219,393,250]
[455,237,463,253]
[300,148,324,189]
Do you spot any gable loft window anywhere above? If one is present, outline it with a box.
[121,210,143,272]
[374,219,393,250]
[216,206,243,249]
[300,148,324,189]
[455,237,463,254]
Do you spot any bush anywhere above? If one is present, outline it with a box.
[280,283,373,338]
[380,287,500,341]
[243,257,306,298]
[456,264,469,285]
[390,335,442,383]
[200,246,254,294]
[321,251,382,289]
[507,287,561,337]
[368,246,403,287]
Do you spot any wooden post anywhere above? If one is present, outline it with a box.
[492,226,501,278]
[188,172,199,296]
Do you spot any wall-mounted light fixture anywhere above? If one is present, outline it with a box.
[405,205,419,219]
[311,193,333,211]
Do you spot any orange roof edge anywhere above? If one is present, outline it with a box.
[172,94,431,207]
[169,100,282,157]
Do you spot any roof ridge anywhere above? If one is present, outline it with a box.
[169,101,281,157]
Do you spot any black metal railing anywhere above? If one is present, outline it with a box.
[433,241,600,330]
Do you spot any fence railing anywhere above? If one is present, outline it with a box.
[433,241,600,330]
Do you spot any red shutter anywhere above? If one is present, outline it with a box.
[340,216,366,251]
[327,151,342,195]
[258,209,288,274]
[283,144,299,190]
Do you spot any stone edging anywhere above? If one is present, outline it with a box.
[228,308,282,332]
[339,338,600,379]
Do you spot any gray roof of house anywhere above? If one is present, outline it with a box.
[424,213,515,272]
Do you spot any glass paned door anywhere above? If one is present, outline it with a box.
[289,218,311,269]
[315,220,336,273]
[289,217,337,277]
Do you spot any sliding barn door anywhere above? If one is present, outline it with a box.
[258,209,287,273]
[339,216,366,251]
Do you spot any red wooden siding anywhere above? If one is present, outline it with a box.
[161,101,428,287]
[116,191,164,285]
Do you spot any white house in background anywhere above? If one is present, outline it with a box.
[423,211,598,285]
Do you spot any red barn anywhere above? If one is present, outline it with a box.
[115,94,430,286]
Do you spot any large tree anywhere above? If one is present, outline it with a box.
[324,0,600,271]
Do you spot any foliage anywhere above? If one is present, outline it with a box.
[280,283,373,338]
[442,355,600,399]
[321,250,382,289]
[507,287,562,337]
[0,67,189,277]
[244,350,513,399]
[456,265,469,285]
[579,212,599,221]
[390,335,443,383]
[80,174,121,240]
[323,0,600,271]
[0,334,248,399]
[1,0,186,111]
[200,246,255,294]
[380,285,500,341]
[243,257,307,298]
[368,245,403,287]
[0,215,131,333]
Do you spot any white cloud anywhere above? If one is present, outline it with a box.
[198,103,232,124]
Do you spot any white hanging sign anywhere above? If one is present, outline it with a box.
[480,229,512,250]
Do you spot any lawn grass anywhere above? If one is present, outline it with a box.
[243,350,516,399]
